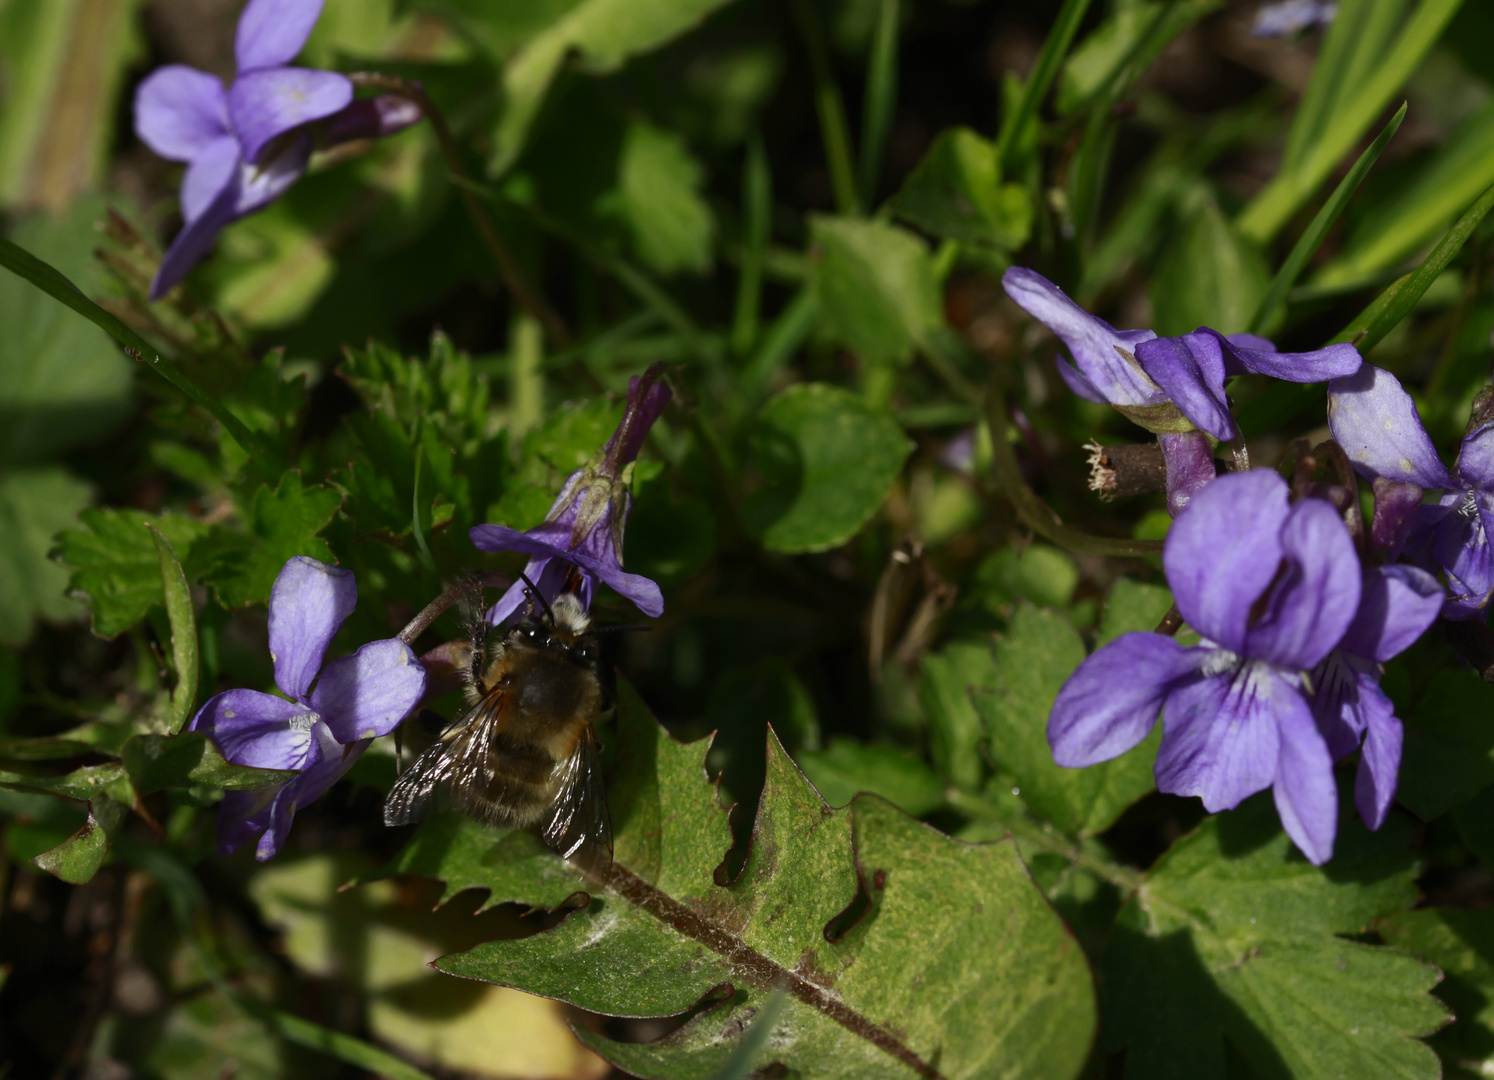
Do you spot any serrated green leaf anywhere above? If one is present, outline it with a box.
[149,524,199,732]
[208,474,343,610]
[972,605,1157,836]
[794,739,944,816]
[1151,195,1268,337]
[488,0,738,174]
[1396,668,1494,821]
[32,791,127,884]
[58,508,210,639]
[0,761,130,802]
[971,543,1079,614]
[743,383,912,553]
[1104,796,1442,1080]
[122,732,298,796]
[892,127,1031,249]
[608,121,715,275]
[1096,578,1174,648]
[438,691,1096,1080]
[809,216,943,365]
[0,466,91,645]
[1380,907,1494,1078]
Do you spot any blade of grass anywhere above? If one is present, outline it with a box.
[707,989,791,1080]
[1239,0,1464,243]
[732,136,772,358]
[857,0,899,207]
[1330,179,1494,352]
[0,237,272,459]
[1248,102,1406,336]
[791,0,860,216]
[994,0,1093,176]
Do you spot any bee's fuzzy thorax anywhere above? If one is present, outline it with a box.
[551,592,591,636]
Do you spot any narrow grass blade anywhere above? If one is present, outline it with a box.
[792,0,860,216]
[1248,102,1406,336]
[858,0,899,207]
[994,0,1093,175]
[0,237,271,458]
[732,135,772,358]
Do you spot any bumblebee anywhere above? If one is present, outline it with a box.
[384,581,614,877]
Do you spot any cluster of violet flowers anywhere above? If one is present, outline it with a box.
[1006,268,1485,864]
[192,375,669,860]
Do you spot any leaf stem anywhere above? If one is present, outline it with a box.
[399,573,511,645]
[946,791,1145,894]
[346,72,572,347]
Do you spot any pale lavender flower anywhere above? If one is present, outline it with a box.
[190,556,426,860]
[472,369,670,624]
[133,0,421,298]
[1329,364,1494,618]
[1049,470,1363,864]
[1253,0,1337,37]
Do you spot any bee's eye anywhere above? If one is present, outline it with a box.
[574,643,596,664]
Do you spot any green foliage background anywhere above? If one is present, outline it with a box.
[7,0,1494,1077]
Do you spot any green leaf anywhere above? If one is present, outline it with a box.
[58,509,211,639]
[794,739,944,816]
[744,383,912,554]
[0,761,131,802]
[892,128,1032,250]
[0,199,132,466]
[122,732,298,796]
[993,0,1093,175]
[488,0,739,175]
[1151,195,1269,337]
[0,466,91,644]
[970,543,1079,614]
[32,791,127,884]
[437,689,1096,1079]
[149,524,199,733]
[1396,668,1494,821]
[1103,796,1442,1080]
[207,474,343,610]
[918,641,997,793]
[608,121,715,275]
[973,605,1157,836]
[1380,907,1494,1077]
[1055,0,1215,116]
[1096,578,1174,647]
[1329,179,1494,353]
[808,216,943,365]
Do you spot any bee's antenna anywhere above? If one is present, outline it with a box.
[520,572,556,624]
[589,624,652,635]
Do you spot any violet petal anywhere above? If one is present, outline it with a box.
[1434,499,1494,619]
[235,0,327,72]
[1054,355,1109,404]
[1456,422,1494,493]
[149,181,240,299]
[1048,632,1198,766]
[1242,496,1361,670]
[134,65,231,161]
[233,131,312,215]
[1368,478,1424,562]
[1338,564,1443,662]
[604,377,674,466]
[1308,650,1368,760]
[1002,267,1160,407]
[268,556,356,703]
[310,638,427,743]
[1354,683,1402,831]
[1271,688,1338,865]
[1135,333,1235,441]
[322,94,423,145]
[180,135,240,223]
[228,67,352,165]
[1327,365,1454,488]
[470,524,662,617]
[1164,469,1290,653]
[1156,661,1284,813]
[190,688,321,770]
[1215,332,1361,384]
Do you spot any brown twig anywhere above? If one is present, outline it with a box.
[1085,440,1168,500]
[399,572,512,645]
[347,72,572,348]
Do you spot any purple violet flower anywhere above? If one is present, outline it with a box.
[133,0,421,299]
[1328,364,1494,618]
[1048,469,1364,864]
[1253,0,1337,37]
[190,556,426,860]
[472,370,671,625]
[1003,268,1361,512]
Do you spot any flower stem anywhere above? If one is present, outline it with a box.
[399,573,511,645]
[346,72,572,348]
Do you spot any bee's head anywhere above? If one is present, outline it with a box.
[510,588,597,668]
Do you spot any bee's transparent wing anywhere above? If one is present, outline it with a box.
[382,697,491,827]
[540,727,613,878]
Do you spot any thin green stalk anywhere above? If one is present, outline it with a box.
[993,0,1093,176]
[742,288,817,397]
[857,0,899,207]
[947,790,1144,893]
[509,312,544,435]
[1330,178,1494,352]
[0,238,273,460]
[1248,103,1406,336]
[410,437,437,578]
[791,0,861,216]
[732,136,772,358]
